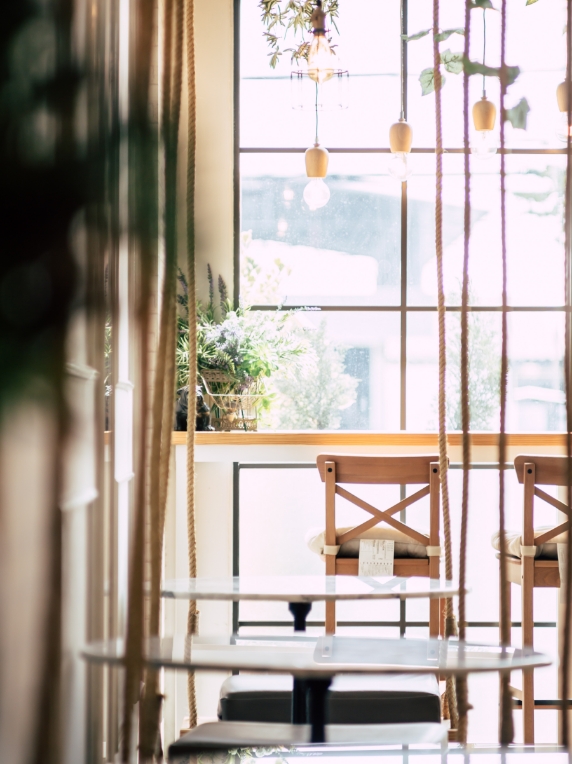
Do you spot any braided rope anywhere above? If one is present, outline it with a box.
[141,0,184,754]
[456,0,473,743]
[120,0,156,758]
[186,0,199,727]
[498,0,514,745]
[432,0,459,732]
[561,0,572,746]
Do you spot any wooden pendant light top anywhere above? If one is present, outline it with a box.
[557,81,568,113]
[389,119,413,153]
[473,96,496,132]
[305,143,329,178]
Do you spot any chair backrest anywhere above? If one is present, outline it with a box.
[317,453,442,560]
[513,455,570,550]
[515,455,570,486]
[316,454,441,485]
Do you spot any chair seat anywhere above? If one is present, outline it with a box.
[491,527,567,560]
[218,673,441,725]
[306,526,429,560]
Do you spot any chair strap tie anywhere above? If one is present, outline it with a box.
[426,545,441,557]
[520,545,537,558]
[323,545,340,556]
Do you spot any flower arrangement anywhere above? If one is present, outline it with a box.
[176,266,306,430]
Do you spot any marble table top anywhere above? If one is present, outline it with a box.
[82,634,549,678]
[161,575,463,602]
[168,720,447,752]
[170,745,570,762]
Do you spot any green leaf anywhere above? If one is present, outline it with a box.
[441,49,464,74]
[463,56,520,86]
[471,0,495,8]
[268,50,282,68]
[419,67,446,96]
[505,97,531,129]
[526,0,539,5]
[402,28,431,42]
[435,28,465,42]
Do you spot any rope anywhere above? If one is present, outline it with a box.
[456,0,473,743]
[140,0,184,755]
[498,0,514,745]
[561,0,572,746]
[186,0,199,728]
[432,0,459,732]
[119,0,157,757]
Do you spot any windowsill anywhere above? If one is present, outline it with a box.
[176,431,568,446]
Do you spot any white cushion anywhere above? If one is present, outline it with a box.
[306,526,429,559]
[491,527,567,560]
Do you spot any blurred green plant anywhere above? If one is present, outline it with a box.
[176,267,306,415]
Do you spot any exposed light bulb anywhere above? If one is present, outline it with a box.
[303,178,330,210]
[471,130,497,159]
[307,2,336,84]
[556,111,572,142]
[388,152,413,182]
[307,34,335,84]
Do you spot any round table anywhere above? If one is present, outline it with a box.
[161,575,463,630]
[82,634,550,743]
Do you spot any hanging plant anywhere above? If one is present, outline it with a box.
[406,2,531,130]
[260,0,339,68]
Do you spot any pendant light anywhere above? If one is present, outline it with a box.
[471,9,497,158]
[389,118,413,181]
[389,4,413,182]
[556,81,572,141]
[307,1,336,84]
[304,82,330,210]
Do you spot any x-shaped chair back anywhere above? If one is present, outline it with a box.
[511,454,570,744]
[316,454,442,635]
[515,454,570,555]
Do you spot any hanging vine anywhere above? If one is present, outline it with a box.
[260,0,339,67]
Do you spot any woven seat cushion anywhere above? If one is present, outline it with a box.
[491,527,567,560]
[218,673,441,725]
[306,526,428,559]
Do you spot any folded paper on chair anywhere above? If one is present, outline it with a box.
[359,539,394,576]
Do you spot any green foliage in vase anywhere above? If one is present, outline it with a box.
[176,268,306,413]
[259,0,339,68]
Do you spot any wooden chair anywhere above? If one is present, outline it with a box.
[498,454,568,744]
[316,454,443,637]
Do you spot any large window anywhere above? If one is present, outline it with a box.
[238,0,568,432]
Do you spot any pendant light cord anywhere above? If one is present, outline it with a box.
[482,9,487,97]
[315,81,319,144]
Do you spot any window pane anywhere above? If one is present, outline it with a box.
[408,0,566,150]
[407,154,565,307]
[259,311,400,431]
[406,311,564,432]
[240,0,400,148]
[241,154,401,307]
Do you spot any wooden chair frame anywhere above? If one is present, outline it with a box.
[316,454,443,637]
[505,454,568,744]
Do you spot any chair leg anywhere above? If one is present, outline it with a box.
[439,598,445,638]
[325,601,336,635]
[522,558,534,745]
